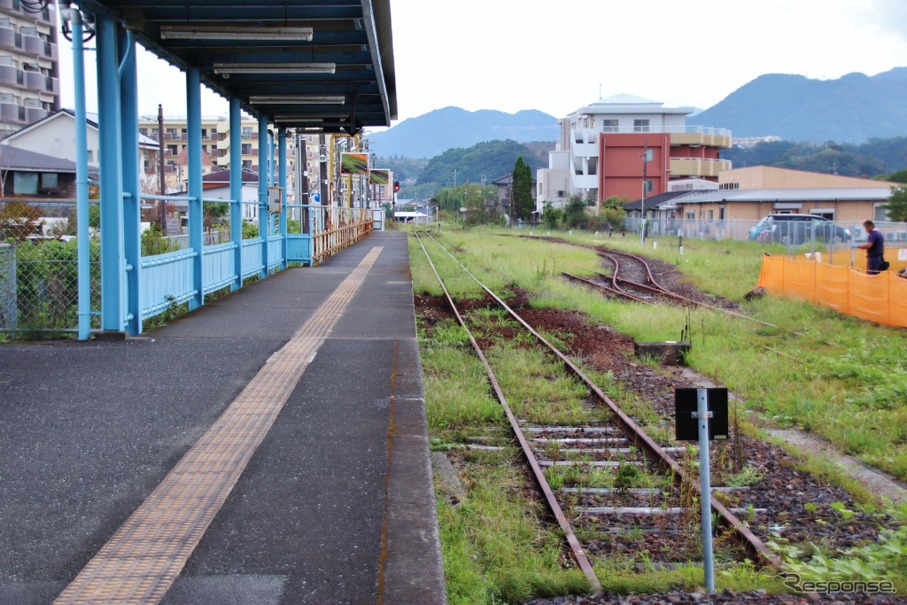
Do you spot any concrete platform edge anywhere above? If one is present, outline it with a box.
[380,336,447,605]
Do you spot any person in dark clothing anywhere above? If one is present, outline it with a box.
[856,220,885,275]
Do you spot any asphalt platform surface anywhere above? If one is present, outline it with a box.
[0,231,447,605]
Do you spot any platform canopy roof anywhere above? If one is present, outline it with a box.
[75,0,397,134]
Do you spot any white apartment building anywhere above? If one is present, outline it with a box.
[536,94,731,212]
[0,0,59,137]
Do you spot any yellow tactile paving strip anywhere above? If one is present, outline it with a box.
[55,247,383,605]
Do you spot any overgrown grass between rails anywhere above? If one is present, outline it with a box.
[555,230,772,301]
[419,311,593,603]
[412,228,907,600]
[437,450,592,604]
[410,228,907,485]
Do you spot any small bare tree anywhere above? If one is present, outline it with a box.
[0,143,11,198]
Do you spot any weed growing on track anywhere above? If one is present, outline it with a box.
[413,227,907,484]
[419,313,593,603]
[410,226,906,602]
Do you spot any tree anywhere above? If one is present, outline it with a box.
[511,155,533,222]
[563,195,590,229]
[462,183,499,227]
[884,185,907,222]
[541,202,562,229]
[596,195,627,232]
[204,201,230,231]
[887,168,907,184]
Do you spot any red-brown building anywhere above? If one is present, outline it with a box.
[537,94,732,213]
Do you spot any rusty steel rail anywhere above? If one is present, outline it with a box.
[561,271,651,304]
[423,231,783,570]
[592,248,813,335]
[413,232,603,593]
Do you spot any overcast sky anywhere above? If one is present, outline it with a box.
[59,0,907,125]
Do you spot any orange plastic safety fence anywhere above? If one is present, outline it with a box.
[756,253,907,328]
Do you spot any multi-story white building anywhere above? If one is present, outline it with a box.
[0,0,59,137]
[138,116,379,207]
[139,115,281,193]
[537,94,732,213]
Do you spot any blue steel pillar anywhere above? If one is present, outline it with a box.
[70,9,91,340]
[278,127,288,270]
[258,115,269,277]
[95,12,126,333]
[229,97,242,290]
[187,68,203,309]
[119,28,141,335]
[268,129,275,236]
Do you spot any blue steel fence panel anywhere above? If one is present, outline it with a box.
[267,234,283,270]
[203,242,238,294]
[140,248,198,319]
[287,234,312,264]
[241,238,264,279]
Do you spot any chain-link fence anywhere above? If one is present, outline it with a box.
[0,239,101,335]
[623,217,907,262]
[0,244,15,331]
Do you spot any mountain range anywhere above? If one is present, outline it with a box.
[367,68,907,159]
[367,107,559,158]
[688,67,907,143]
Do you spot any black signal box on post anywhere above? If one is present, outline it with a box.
[674,388,729,441]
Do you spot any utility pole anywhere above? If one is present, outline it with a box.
[319,134,328,207]
[298,132,309,233]
[640,140,648,247]
[157,104,167,234]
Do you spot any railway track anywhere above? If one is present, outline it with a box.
[414,231,782,589]
[544,240,844,352]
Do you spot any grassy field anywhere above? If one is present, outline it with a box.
[412,226,907,483]
[410,225,906,604]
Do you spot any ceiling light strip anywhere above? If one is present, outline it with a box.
[160,25,313,41]
[249,95,345,105]
[214,62,336,75]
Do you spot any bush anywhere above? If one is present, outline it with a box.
[242,221,259,239]
[541,203,563,229]
[563,196,590,229]
[14,238,100,332]
[141,224,180,256]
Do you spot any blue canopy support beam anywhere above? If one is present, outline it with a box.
[119,28,142,335]
[96,12,126,333]
[258,114,269,278]
[70,9,91,341]
[229,97,243,291]
[278,126,288,270]
[187,68,204,310]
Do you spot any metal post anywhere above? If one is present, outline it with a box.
[157,104,166,233]
[268,129,275,236]
[96,12,126,333]
[186,68,203,310]
[319,134,328,209]
[297,133,309,235]
[258,115,269,277]
[229,97,242,290]
[278,127,287,270]
[696,388,715,592]
[641,140,648,248]
[119,27,141,335]
[71,9,91,340]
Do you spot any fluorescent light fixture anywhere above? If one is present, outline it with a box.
[214,62,336,75]
[160,25,313,41]
[249,95,345,105]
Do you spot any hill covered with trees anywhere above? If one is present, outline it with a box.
[721,137,907,177]
[378,139,549,199]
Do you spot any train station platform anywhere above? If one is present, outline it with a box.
[0,231,447,605]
